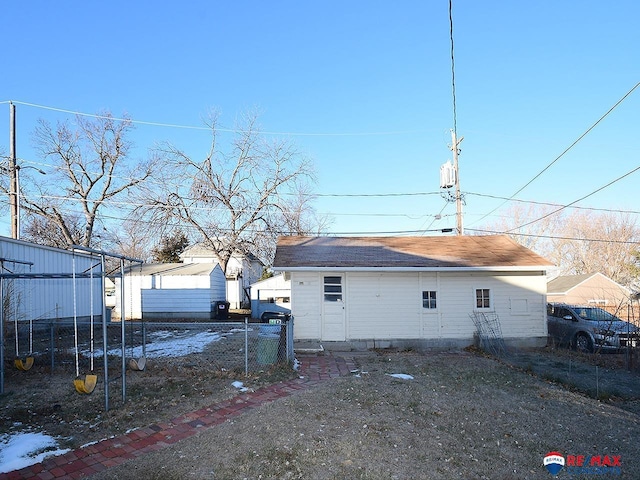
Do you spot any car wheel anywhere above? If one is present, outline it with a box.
[574,333,593,353]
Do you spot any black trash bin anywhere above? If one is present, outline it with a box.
[213,301,230,320]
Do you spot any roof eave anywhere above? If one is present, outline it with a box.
[272,266,550,273]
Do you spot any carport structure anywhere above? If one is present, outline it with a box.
[0,240,142,411]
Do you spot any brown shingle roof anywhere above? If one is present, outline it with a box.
[547,273,596,294]
[273,235,554,270]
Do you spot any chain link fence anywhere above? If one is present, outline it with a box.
[469,308,640,403]
[2,315,295,407]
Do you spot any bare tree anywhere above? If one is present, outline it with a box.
[276,182,332,236]
[140,110,316,272]
[481,206,639,286]
[549,210,639,285]
[13,113,156,248]
[479,203,559,255]
[248,181,332,264]
[105,218,154,263]
[22,214,85,249]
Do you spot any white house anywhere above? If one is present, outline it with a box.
[113,263,226,320]
[272,235,554,349]
[180,243,263,309]
[250,273,291,320]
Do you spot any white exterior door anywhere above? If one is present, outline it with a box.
[321,275,346,341]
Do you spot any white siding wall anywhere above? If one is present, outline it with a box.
[226,278,241,309]
[290,272,322,339]
[0,238,102,322]
[150,274,211,289]
[289,270,547,343]
[142,289,213,316]
[210,266,227,301]
[347,273,421,339]
[115,275,149,320]
[115,265,226,320]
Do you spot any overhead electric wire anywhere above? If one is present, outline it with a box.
[505,164,640,233]
[470,80,640,227]
[5,79,640,237]
[467,228,640,245]
[467,192,640,215]
[3,100,427,138]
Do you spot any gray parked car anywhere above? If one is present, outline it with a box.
[547,303,640,352]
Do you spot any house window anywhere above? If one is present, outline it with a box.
[422,291,437,309]
[588,299,607,306]
[324,276,343,302]
[475,288,491,309]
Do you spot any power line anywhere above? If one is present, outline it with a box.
[469,80,640,227]
[7,163,640,218]
[467,228,640,245]
[466,192,640,215]
[3,100,427,138]
[505,164,640,233]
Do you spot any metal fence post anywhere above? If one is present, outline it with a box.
[50,321,55,372]
[288,316,294,363]
[244,317,249,376]
[101,253,109,412]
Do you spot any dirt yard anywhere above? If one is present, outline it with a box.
[3,345,640,479]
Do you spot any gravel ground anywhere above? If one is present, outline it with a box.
[86,349,640,480]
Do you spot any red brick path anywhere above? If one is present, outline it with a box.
[1,353,357,480]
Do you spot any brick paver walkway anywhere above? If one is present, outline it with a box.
[1,353,357,480]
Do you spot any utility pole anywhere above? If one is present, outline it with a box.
[9,102,18,239]
[451,129,464,236]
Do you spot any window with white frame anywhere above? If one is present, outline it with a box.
[323,276,343,302]
[422,290,437,309]
[475,288,491,309]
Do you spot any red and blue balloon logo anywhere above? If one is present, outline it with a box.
[544,452,565,476]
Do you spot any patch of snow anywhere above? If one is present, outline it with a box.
[0,327,242,475]
[386,373,414,380]
[0,432,69,474]
[86,329,225,359]
[232,381,249,392]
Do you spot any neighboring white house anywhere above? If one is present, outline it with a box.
[272,235,555,349]
[180,244,263,309]
[0,236,104,323]
[113,263,226,320]
[250,273,291,319]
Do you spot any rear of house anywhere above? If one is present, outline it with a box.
[273,235,554,349]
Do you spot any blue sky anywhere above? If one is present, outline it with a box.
[1,1,639,237]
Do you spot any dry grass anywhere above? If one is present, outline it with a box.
[79,348,640,480]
